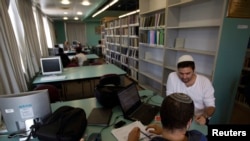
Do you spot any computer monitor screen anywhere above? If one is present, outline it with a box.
[40,57,63,76]
[0,89,52,133]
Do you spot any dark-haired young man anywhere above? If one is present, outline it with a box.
[166,55,215,125]
[128,93,207,141]
[56,48,70,68]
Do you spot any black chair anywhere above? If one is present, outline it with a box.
[94,74,125,108]
[34,84,61,103]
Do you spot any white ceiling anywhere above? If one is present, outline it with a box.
[33,0,107,21]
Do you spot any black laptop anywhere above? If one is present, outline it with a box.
[117,83,160,125]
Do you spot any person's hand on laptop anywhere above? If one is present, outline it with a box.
[146,124,163,135]
[128,127,140,141]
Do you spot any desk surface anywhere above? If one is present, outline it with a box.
[0,90,207,141]
[32,64,126,84]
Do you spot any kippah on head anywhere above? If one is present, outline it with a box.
[169,93,192,104]
[177,55,194,64]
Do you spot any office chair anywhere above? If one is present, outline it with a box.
[94,74,125,108]
[34,84,61,103]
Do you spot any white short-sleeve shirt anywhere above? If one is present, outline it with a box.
[166,72,215,115]
[75,53,87,66]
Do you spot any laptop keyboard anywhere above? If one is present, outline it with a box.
[131,104,160,124]
[40,75,66,81]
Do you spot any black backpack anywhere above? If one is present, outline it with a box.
[94,74,125,108]
[34,106,87,141]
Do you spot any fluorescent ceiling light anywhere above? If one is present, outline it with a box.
[77,11,83,15]
[92,0,118,18]
[64,12,68,14]
[74,17,79,20]
[81,0,91,6]
[119,9,140,18]
[63,17,68,20]
[61,0,70,5]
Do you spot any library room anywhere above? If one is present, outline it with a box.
[0,0,250,140]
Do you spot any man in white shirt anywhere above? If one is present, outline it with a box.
[75,47,87,66]
[166,55,215,125]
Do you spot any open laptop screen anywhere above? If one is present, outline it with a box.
[118,83,141,114]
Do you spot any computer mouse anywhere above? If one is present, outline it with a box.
[87,133,101,141]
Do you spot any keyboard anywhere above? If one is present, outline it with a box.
[40,75,66,81]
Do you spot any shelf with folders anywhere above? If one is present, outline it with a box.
[138,8,166,94]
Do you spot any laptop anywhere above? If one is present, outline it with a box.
[87,108,112,127]
[117,83,160,125]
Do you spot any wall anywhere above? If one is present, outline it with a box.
[53,20,100,47]
[85,21,101,47]
[54,21,66,44]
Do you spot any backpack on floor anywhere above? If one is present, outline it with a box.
[34,106,87,141]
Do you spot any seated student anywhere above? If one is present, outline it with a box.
[56,48,70,68]
[95,40,103,56]
[66,58,79,67]
[64,41,72,51]
[127,93,207,141]
[75,47,87,66]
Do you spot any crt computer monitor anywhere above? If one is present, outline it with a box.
[0,89,52,133]
[40,56,63,76]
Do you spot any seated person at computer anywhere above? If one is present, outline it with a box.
[56,48,70,68]
[127,93,207,141]
[66,58,79,67]
[75,47,87,66]
[64,41,72,51]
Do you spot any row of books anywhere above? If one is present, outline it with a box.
[129,14,139,25]
[120,55,138,70]
[107,37,138,47]
[128,58,139,69]
[130,70,138,81]
[107,28,120,35]
[105,14,139,28]
[129,38,139,47]
[120,55,129,64]
[119,47,138,58]
[120,17,128,26]
[140,12,165,27]
[129,27,139,36]
[139,29,164,45]
[107,44,119,52]
[106,26,138,35]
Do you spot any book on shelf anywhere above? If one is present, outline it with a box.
[145,52,152,60]
[174,38,185,48]
[157,29,164,45]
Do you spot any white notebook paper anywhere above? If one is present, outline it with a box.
[111,121,155,141]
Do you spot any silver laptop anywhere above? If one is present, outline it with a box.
[117,83,160,125]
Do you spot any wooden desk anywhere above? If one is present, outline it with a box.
[0,90,207,141]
